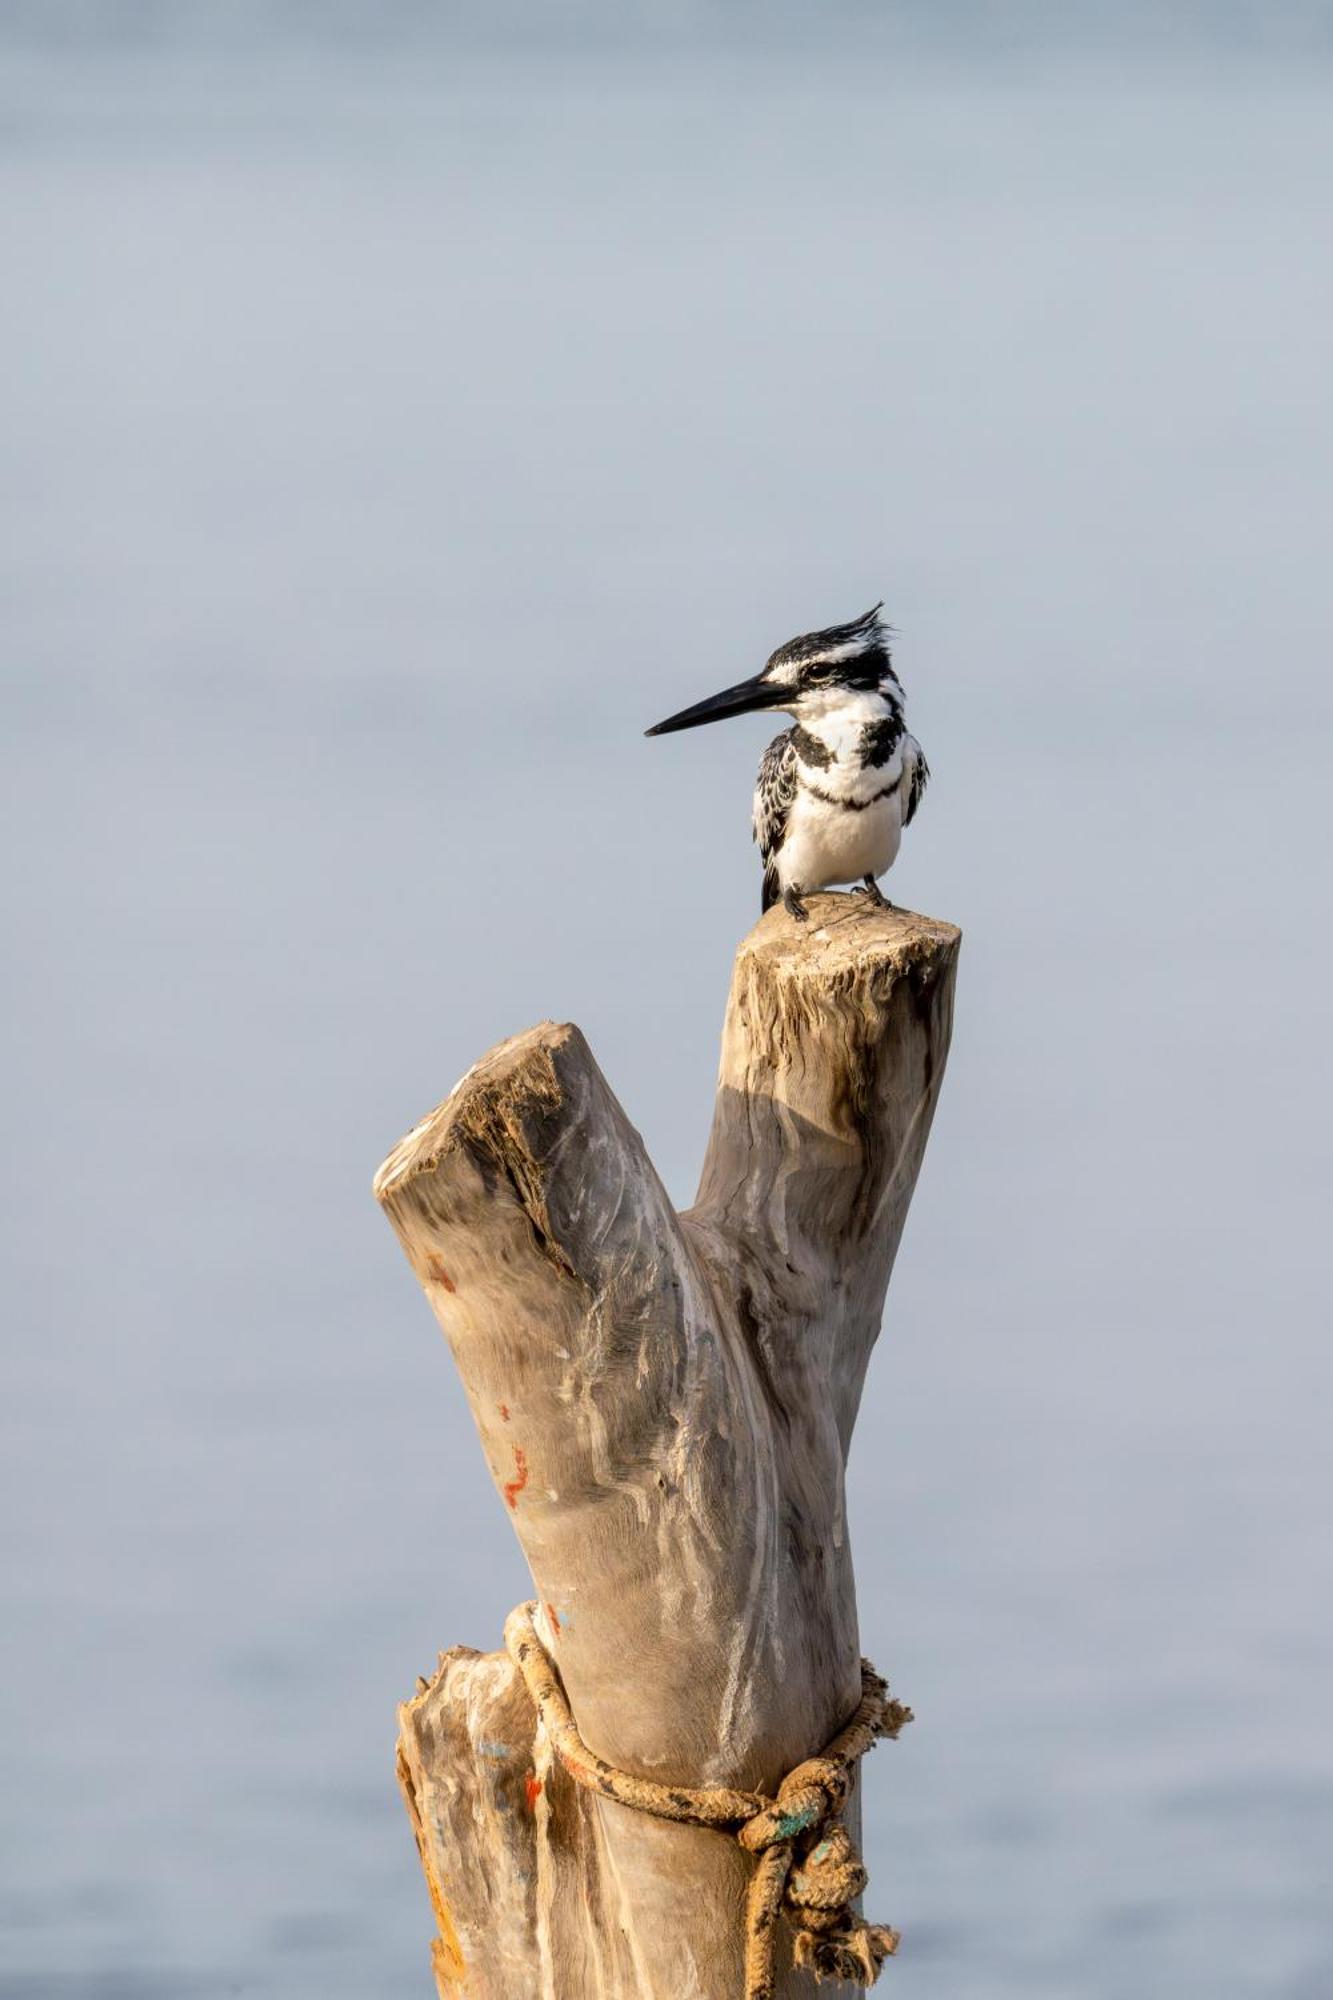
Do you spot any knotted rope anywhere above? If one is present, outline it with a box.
[503,1601,912,1998]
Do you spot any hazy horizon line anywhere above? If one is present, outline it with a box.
[4,0,1333,62]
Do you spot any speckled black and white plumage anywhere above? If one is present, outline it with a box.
[753,731,800,914]
[902,742,929,829]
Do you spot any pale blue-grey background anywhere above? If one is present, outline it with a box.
[2,8,1331,1996]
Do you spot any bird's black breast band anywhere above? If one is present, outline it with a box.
[799,773,903,813]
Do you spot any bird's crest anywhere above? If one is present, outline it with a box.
[764,603,893,684]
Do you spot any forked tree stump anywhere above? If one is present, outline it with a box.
[374,895,960,2000]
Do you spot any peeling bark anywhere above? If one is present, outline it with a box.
[375,894,960,1999]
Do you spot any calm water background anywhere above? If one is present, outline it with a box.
[3,18,1331,1998]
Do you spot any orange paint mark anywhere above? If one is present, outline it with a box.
[502,1445,529,1510]
[525,1772,543,1811]
[498,1403,511,1422]
[545,1602,561,1635]
[426,1256,456,1293]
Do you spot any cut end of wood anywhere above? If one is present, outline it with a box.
[714,891,960,1116]
[741,892,960,982]
[373,1019,579,1206]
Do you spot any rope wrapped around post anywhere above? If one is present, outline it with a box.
[504,1602,913,1998]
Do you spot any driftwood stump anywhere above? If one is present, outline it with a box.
[374,895,960,2000]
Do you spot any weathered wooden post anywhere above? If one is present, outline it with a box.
[374,894,959,2000]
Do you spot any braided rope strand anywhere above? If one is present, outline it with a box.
[503,1602,913,1998]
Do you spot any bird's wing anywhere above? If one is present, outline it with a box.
[753,729,798,912]
[902,733,930,827]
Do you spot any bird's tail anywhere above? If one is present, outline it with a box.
[761,865,780,914]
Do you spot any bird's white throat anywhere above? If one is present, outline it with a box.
[793,687,900,761]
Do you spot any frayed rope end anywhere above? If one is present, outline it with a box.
[793,1920,901,1986]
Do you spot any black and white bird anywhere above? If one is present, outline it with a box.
[645,603,928,921]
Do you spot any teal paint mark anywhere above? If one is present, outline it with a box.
[477,1739,511,1760]
[775,1803,820,1839]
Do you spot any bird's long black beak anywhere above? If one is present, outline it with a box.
[644,674,777,737]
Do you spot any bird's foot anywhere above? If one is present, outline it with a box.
[862,876,893,911]
[783,885,810,923]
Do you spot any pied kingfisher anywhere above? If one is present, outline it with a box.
[645,603,928,922]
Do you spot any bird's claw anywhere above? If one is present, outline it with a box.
[862,877,893,911]
[784,887,810,923]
